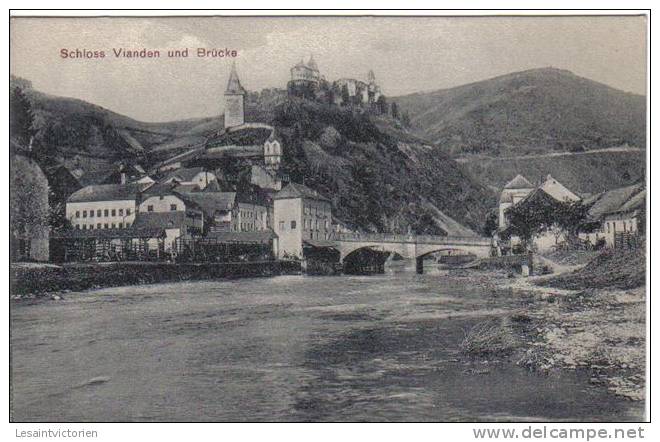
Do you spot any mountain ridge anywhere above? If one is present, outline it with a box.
[392,67,646,157]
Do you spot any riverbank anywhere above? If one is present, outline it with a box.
[10,260,302,299]
[480,248,646,403]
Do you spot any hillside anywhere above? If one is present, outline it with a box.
[392,68,646,157]
[270,100,494,235]
[11,76,494,236]
[461,149,646,195]
[11,75,221,183]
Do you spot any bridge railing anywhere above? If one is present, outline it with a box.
[328,232,490,245]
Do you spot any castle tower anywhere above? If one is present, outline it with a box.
[224,62,246,129]
[368,69,376,84]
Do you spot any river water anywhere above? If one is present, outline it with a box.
[10,271,643,422]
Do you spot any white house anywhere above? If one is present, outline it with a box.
[498,174,535,229]
[498,174,582,251]
[273,183,333,259]
[137,185,204,251]
[66,183,145,230]
[161,167,217,190]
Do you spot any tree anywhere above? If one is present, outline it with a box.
[553,200,592,246]
[10,86,35,148]
[504,191,593,251]
[503,191,560,251]
[402,111,411,127]
[391,102,400,119]
[482,210,499,237]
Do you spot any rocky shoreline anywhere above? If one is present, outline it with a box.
[479,265,646,403]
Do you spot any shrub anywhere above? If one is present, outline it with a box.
[460,319,518,356]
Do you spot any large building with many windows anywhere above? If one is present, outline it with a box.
[272,183,333,259]
[66,183,145,230]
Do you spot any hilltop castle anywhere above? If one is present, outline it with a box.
[287,55,383,109]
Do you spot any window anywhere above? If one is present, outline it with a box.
[89,210,94,218]
[89,225,93,230]
[111,223,116,229]
[147,205,154,212]
[279,221,285,231]
[119,222,123,229]
[97,223,102,229]
[170,204,177,211]
[111,209,116,216]
[75,211,80,218]
[623,222,627,232]
[126,208,132,216]
[104,209,109,217]
[291,220,297,229]
[607,222,611,233]
[83,210,87,218]
[75,224,80,229]
[97,210,102,217]
[119,209,124,216]
[125,223,131,228]
[104,223,109,229]
[82,224,87,230]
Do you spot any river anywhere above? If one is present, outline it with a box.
[10,271,643,422]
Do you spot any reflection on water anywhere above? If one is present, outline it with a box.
[10,273,643,422]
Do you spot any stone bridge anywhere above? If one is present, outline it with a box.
[329,232,492,273]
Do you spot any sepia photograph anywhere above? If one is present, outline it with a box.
[8,11,649,425]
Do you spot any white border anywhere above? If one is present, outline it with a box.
[2,4,655,440]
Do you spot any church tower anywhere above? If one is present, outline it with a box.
[224,62,246,129]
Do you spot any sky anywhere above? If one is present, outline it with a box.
[10,15,647,122]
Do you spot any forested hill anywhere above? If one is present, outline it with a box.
[392,68,646,157]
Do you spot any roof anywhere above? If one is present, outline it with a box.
[503,174,534,190]
[273,183,330,202]
[307,54,318,71]
[201,230,277,244]
[174,183,201,193]
[52,227,165,239]
[162,167,208,183]
[132,212,187,230]
[539,174,580,202]
[176,192,236,217]
[236,187,272,207]
[225,62,246,95]
[141,182,177,196]
[588,184,645,219]
[68,183,143,203]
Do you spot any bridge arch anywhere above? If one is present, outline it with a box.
[414,247,479,274]
[341,246,405,274]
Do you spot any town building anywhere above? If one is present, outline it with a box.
[584,183,645,247]
[160,167,217,190]
[498,174,535,229]
[224,62,246,129]
[137,184,205,251]
[273,183,333,259]
[66,183,146,230]
[498,174,582,251]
